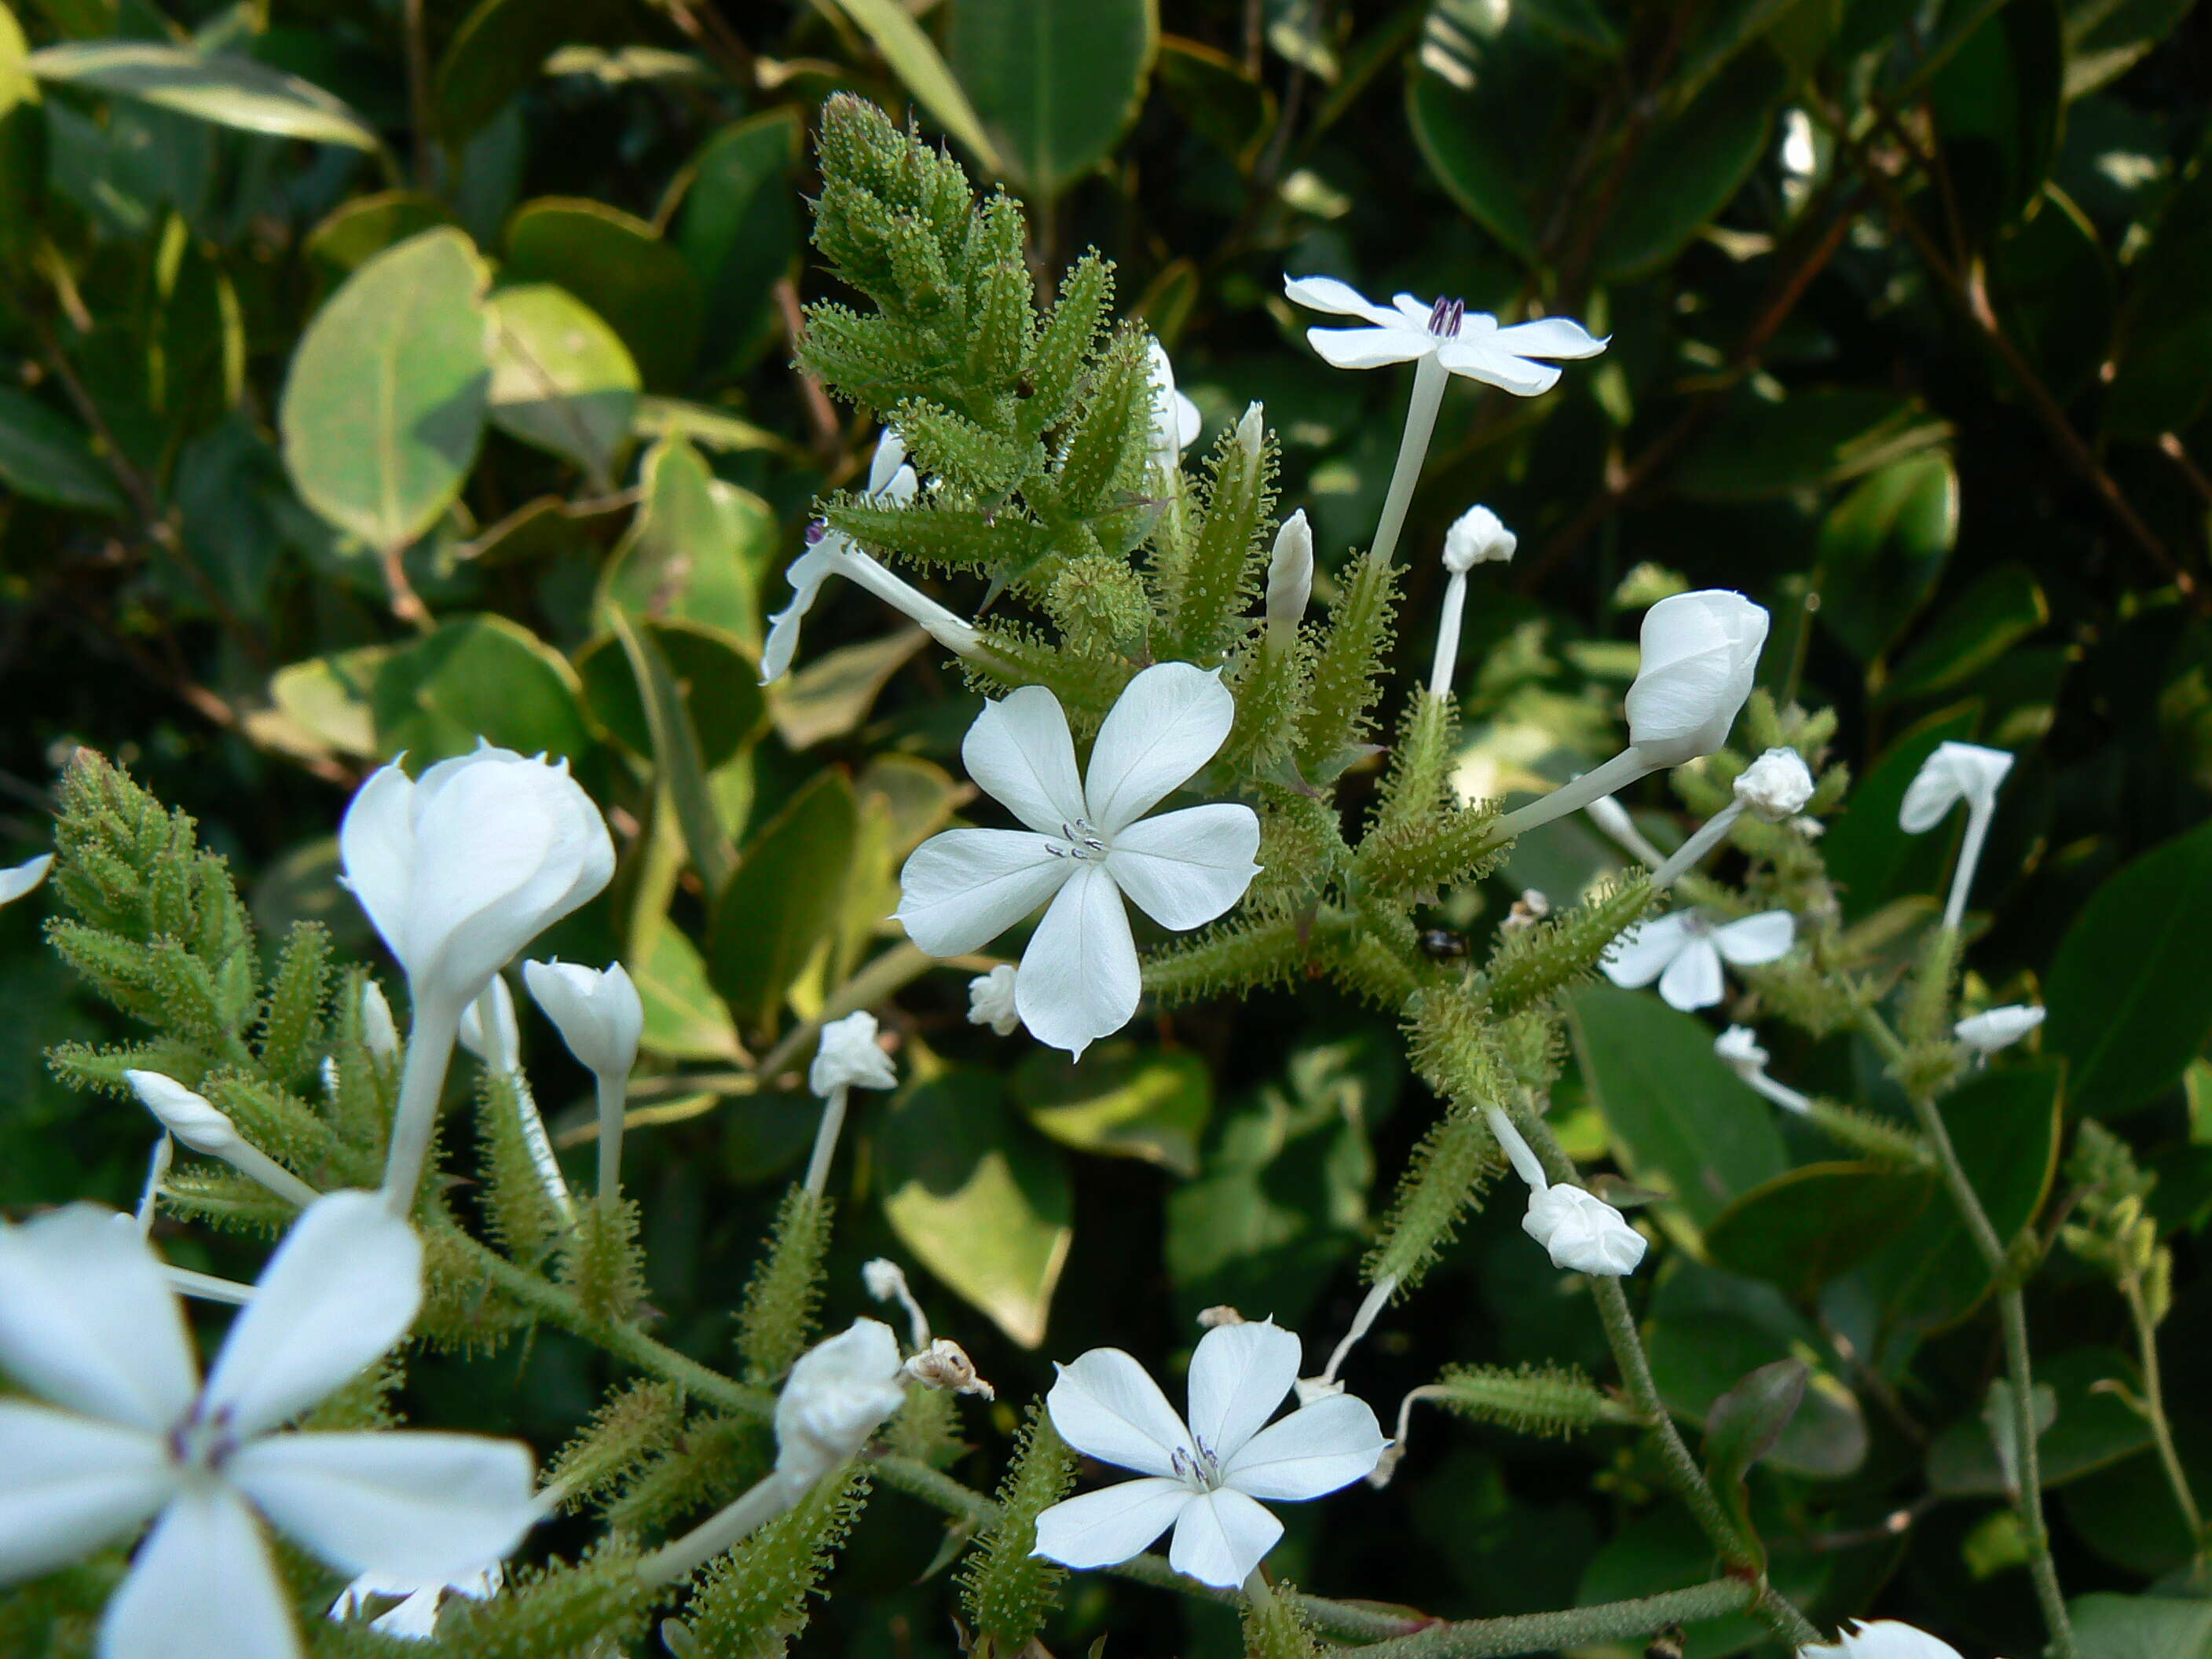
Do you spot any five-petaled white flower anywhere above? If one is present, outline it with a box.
[0,1192,539,1659]
[1798,1620,1964,1659]
[0,851,53,907]
[1283,276,1606,395]
[1033,1320,1385,1588]
[896,663,1262,1058]
[1954,1005,2045,1054]
[967,965,1022,1036]
[1602,909,1795,1011]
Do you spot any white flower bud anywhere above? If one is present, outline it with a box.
[1713,1024,1771,1080]
[1265,510,1315,648]
[1734,748,1815,820]
[1234,399,1265,459]
[1522,1185,1647,1276]
[772,1319,909,1487]
[1441,504,1515,572]
[1954,1004,2045,1053]
[359,980,400,1065]
[522,959,643,1082]
[1145,340,1203,474]
[1899,741,2013,833]
[1624,591,1769,767]
[457,975,521,1075]
[809,1010,898,1096]
[965,965,1021,1036]
[126,1070,240,1156]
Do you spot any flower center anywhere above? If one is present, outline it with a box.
[167,1401,242,1474]
[1171,1439,1224,1492]
[1679,911,1712,939]
[1425,297,1466,338]
[1044,819,1109,861]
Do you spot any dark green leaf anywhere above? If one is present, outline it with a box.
[1593,51,1785,282]
[434,0,630,138]
[1155,37,1273,172]
[1705,1162,1937,1301]
[576,620,765,771]
[1404,9,1555,266]
[1926,1347,2153,1495]
[1703,1357,1808,1555]
[0,386,126,515]
[1928,0,2064,240]
[1813,451,1960,663]
[370,613,590,765]
[708,771,859,1035]
[830,0,1002,174]
[610,608,736,895]
[2070,1592,2212,1659]
[1877,563,2049,703]
[1675,390,1950,503]
[949,0,1157,200]
[670,110,800,374]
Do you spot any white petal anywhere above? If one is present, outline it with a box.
[1083,663,1236,835]
[1174,390,1203,451]
[1712,910,1795,966]
[229,1431,537,1581]
[1895,765,1960,833]
[895,829,1069,957]
[963,685,1088,836]
[759,543,843,684]
[100,1485,298,1659]
[0,1206,196,1430]
[1166,1486,1282,1588]
[1486,317,1610,361]
[1185,1321,1300,1464]
[1657,938,1725,1010]
[202,1192,422,1440]
[0,1401,173,1581]
[1306,326,1434,370]
[1016,863,1140,1060]
[0,852,53,906]
[1599,912,1690,989]
[1044,1349,1192,1478]
[1800,1619,1966,1659]
[1105,806,1261,931]
[337,764,417,974]
[1221,1393,1388,1501]
[1435,334,1562,395]
[1281,275,1402,326]
[866,428,909,495]
[1030,1478,1191,1569]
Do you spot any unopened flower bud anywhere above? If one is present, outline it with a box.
[810,1010,898,1097]
[1522,1185,1647,1276]
[1713,1024,1771,1079]
[903,1338,994,1399]
[1734,748,1815,820]
[523,958,643,1082]
[126,1070,239,1156]
[773,1319,909,1488]
[1954,1004,2045,1053]
[1234,400,1265,459]
[966,965,1020,1036]
[1265,510,1315,650]
[1441,504,1515,572]
[1624,591,1769,767]
[360,981,400,1065]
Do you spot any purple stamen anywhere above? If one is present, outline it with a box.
[1425,297,1466,339]
[804,521,829,544]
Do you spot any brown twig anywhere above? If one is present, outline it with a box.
[775,275,846,468]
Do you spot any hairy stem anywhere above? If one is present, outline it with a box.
[1349,1577,1754,1659]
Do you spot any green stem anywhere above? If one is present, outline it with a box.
[1347,1577,1754,1659]
[2122,1276,2207,1572]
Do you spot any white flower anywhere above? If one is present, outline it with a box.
[1442,504,1515,569]
[340,743,614,1020]
[967,965,1022,1036]
[896,663,1262,1058]
[1146,340,1203,474]
[810,1010,898,1095]
[359,981,400,1066]
[1899,742,2013,834]
[457,975,521,1075]
[0,851,53,906]
[522,959,642,1082]
[1032,1320,1386,1588]
[1523,1185,1648,1275]
[1624,591,1771,767]
[772,1318,910,1489]
[1265,510,1314,650]
[1602,909,1796,1011]
[1735,748,1815,820]
[1283,277,1606,395]
[331,1563,500,1640]
[1798,1620,1964,1659]
[0,1192,539,1659]
[1954,1004,2045,1053]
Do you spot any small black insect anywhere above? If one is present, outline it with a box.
[1645,1627,1686,1659]
[1419,927,1470,962]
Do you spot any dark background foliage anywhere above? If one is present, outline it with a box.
[4,1,2212,1654]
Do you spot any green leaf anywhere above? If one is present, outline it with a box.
[2071,1592,2212,1659]
[1813,451,1960,663]
[877,1068,1073,1349]
[1702,1356,1807,1561]
[28,41,380,149]
[1592,50,1785,281]
[1013,1041,1212,1177]
[1404,9,1555,265]
[503,199,701,390]
[1818,704,1982,920]
[610,607,735,895]
[0,386,125,515]
[0,3,33,117]
[632,922,742,1064]
[302,191,456,290]
[671,110,801,374]
[1877,563,2049,703]
[265,643,393,761]
[597,436,769,643]
[1563,985,1788,1230]
[830,0,1003,176]
[485,283,639,487]
[1705,1162,1936,1301]
[769,630,929,752]
[1155,37,1273,172]
[434,0,629,138]
[576,620,765,771]
[371,613,590,766]
[2104,131,2212,442]
[280,227,491,550]
[1676,389,1951,502]
[949,0,1158,199]
[708,771,859,1035]
[1988,184,2115,398]
[1927,1347,2155,1496]
[2046,819,2212,1116]
[1928,0,2064,240]
[2065,0,2199,95]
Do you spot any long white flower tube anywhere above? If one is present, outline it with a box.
[0,1192,540,1659]
[1031,1320,1385,1588]
[1429,505,1516,695]
[896,663,1262,1057]
[523,959,643,1202]
[1899,741,2014,931]
[1284,276,1605,569]
[340,743,613,1215]
[125,1071,321,1210]
[1714,1026,1812,1115]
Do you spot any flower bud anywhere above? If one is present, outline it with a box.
[126,1069,240,1156]
[523,959,643,1082]
[1954,1004,2045,1053]
[1265,510,1315,649]
[1234,399,1265,459]
[1733,747,1815,821]
[1899,741,2013,833]
[809,1010,899,1096]
[359,981,400,1066]
[1441,504,1515,572]
[965,965,1020,1036]
[1522,1185,1647,1276]
[1145,340,1203,473]
[339,743,616,1016]
[772,1318,909,1487]
[1623,591,1769,767]
[903,1337,994,1399]
[457,975,521,1075]
[1712,1024,1770,1082]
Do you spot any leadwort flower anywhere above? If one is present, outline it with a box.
[803,1010,898,1196]
[1602,908,1795,1012]
[966,964,1021,1036]
[1145,339,1203,476]
[1033,1320,1385,1588]
[523,958,643,1200]
[1899,740,2013,931]
[1954,1004,2045,1054]
[896,663,1262,1058]
[1798,1621,1964,1659]
[1485,1107,1646,1276]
